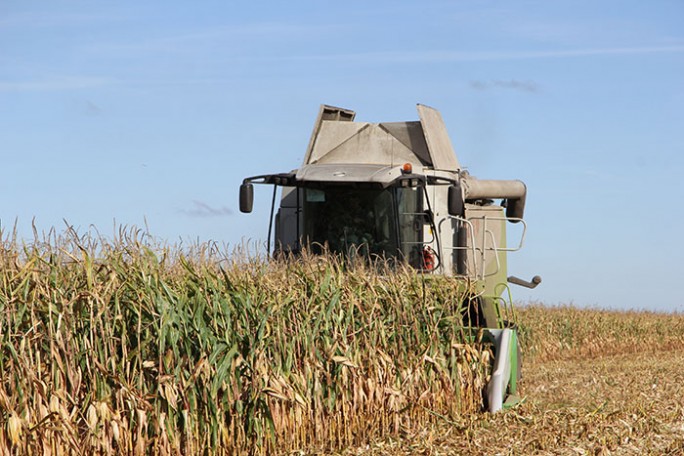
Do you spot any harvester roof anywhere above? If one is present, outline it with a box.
[303,104,461,172]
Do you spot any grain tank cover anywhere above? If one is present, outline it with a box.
[302,104,460,172]
[416,104,460,171]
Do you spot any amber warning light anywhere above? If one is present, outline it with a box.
[402,163,413,173]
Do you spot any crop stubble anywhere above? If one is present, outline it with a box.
[344,305,684,455]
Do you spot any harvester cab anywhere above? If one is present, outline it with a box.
[239,104,541,412]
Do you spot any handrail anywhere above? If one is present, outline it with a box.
[491,283,518,328]
[438,214,527,278]
[483,229,501,278]
[477,216,527,252]
[437,216,479,276]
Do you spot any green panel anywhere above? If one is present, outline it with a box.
[508,330,518,395]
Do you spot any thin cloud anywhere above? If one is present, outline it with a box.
[0,11,120,28]
[84,22,345,55]
[84,101,102,116]
[181,201,233,218]
[0,77,113,92]
[286,44,684,64]
[470,79,540,93]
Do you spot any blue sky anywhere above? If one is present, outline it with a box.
[1,1,683,311]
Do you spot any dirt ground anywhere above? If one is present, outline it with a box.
[342,347,684,455]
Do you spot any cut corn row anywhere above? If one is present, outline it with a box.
[0,228,491,455]
[517,303,684,362]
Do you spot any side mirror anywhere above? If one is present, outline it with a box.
[448,184,464,216]
[239,183,254,213]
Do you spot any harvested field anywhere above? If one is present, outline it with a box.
[344,306,684,455]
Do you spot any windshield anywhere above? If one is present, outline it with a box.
[302,187,422,261]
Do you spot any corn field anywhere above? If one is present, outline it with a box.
[0,228,492,455]
[517,303,684,362]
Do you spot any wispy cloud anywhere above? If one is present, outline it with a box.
[470,79,540,93]
[0,11,120,28]
[84,100,102,116]
[286,44,684,64]
[83,22,345,55]
[181,201,233,218]
[0,77,113,92]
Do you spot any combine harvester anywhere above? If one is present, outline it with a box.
[239,104,541,413]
